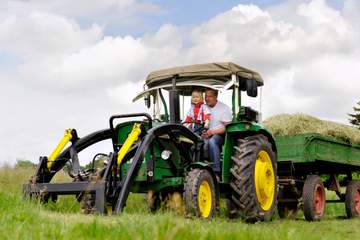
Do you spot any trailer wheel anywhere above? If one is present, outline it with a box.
[184,168,216,219]
[302,175,326,221]
[229,135,277,222]
[345,180,360,218]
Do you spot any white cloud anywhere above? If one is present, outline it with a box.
[0,12,102,57]
[262,53,360,122]
[2,0,165,36]
[185,0,360,124]
[190,1,356,73]
[13,24,184,93]
[343,0,360,41]
[5,0,164,20]
[1,0,360,164]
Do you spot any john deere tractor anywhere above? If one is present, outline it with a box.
[23,62,277,222]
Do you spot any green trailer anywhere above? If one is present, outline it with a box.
[276,133,360,221]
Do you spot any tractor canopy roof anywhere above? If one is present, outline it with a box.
[133,62,263,102]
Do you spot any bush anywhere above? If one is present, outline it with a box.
[15,160,36,169]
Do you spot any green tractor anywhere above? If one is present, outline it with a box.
[23,62,277,222]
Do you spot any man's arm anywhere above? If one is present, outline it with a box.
[202,102,232,139]
[202,128,222,139]
[207,126,225,136]
[203,121,231,138]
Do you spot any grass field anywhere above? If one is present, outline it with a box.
[1,166,360,240]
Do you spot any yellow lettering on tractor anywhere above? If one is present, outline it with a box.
[117,123,142,166]
[47,129,73,170]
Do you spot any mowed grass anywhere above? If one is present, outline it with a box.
[1,166,360,240]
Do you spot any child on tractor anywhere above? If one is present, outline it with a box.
[184,89,211,132]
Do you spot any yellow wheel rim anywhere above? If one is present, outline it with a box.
[198,180,212,218]
[254,150,275,211]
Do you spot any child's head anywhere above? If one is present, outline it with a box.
[191,90,203,104]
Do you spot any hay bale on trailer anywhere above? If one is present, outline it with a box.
[263,113,360,145]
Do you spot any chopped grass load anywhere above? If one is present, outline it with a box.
[264,114,360,145]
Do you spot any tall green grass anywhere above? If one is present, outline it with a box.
[1,166,360,240]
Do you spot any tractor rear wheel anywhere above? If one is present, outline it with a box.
[229,135,277,222]
[184,168,216,220]
[302,175,326,221]
[345,180,360,218]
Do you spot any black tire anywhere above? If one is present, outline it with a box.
[345,180,360,218]
[229,135,277,222]
[302,175,326,221]
[184,168,216,220]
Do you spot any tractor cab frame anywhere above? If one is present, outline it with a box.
[133,62,263,124]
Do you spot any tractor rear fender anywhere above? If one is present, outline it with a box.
[226,122,277,153]
[186,162,220,207]
[221,122,277,183]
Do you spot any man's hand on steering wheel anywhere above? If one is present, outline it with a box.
[201,129,213,139]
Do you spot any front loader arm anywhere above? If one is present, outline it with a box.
[33,129,112,183]
[117,123,142,166]
[47,129,77,170]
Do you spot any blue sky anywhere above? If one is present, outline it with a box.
[148,0,284,26]
[96,0,345,36]
[0,51,19,67]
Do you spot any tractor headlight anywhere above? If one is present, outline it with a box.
[161,150,172,160]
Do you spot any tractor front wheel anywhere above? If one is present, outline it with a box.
[184,168,216,220]
[229,135,277,222]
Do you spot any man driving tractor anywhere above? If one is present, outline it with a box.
[202,89,232,180]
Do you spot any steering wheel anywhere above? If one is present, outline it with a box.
[181,121,206,135]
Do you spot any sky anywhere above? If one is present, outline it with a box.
[1,0,360,165]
